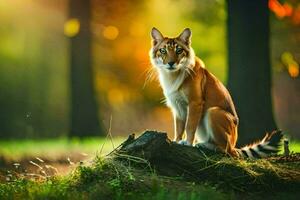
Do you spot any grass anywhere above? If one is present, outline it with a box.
[0,137,125,161]
[288,141,300,153]
[0,156,232,200]
[0,138,299,199]
[1,152,299,200]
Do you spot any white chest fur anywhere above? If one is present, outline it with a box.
[158,70,189,120]
[166,90,188,120]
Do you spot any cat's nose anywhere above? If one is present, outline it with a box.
[168,62,175,67]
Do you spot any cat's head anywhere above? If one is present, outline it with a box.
[149,27,195,73]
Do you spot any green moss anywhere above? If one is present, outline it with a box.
[0,155,232,200]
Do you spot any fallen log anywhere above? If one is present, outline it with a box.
[112,130,300,193]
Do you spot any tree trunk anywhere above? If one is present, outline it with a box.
[68,0,103,137]
[112,131,300,193]
[226,0,277,145]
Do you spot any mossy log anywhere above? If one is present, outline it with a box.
[112,130,300,193]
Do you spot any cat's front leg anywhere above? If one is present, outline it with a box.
[173,113,186,142]
[185,101,203,145]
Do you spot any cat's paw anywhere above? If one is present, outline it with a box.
[178,140,192,146]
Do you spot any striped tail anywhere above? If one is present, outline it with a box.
[236,130,283,159]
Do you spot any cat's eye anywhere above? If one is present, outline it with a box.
[159,48,167,54]
[176,48,183,54]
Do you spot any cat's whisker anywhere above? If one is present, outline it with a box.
[160,97,167,104]
[142,66,158,89]
[185,67,195,80]
[189,66,196,75]
[185,68,192,77]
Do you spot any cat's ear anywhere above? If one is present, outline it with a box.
[178,28,191,45]
[151,27,164,45]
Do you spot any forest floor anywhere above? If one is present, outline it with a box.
[0,137,124,177]
[0,134,299,200]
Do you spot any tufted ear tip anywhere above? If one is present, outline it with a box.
[151,27,158,32]
[151,27,164,45]
[183,28,191,34]
[178,28,192,45]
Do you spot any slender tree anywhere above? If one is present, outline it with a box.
[68,0,103,137]
[227,0,277,145]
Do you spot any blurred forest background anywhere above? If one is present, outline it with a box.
[0,0,299,140]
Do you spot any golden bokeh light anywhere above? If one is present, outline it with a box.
[288,64,299,78]
[129,22,146,37]
[115,38,131,58]
[269,0,293,19]
[64,18,80,37]
[281,51,293,64]
[281,52,299,78]
[103,25,119,40]
[108,88,125,107]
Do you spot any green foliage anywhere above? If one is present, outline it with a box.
[0,178,74,200]
[289,141,300,153]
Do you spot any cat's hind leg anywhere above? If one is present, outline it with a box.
[199,107,238,157]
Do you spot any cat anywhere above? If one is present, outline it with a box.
[149,27,282,158]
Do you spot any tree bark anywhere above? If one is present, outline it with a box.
[68,0,103,137]
[226,0,277,145]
